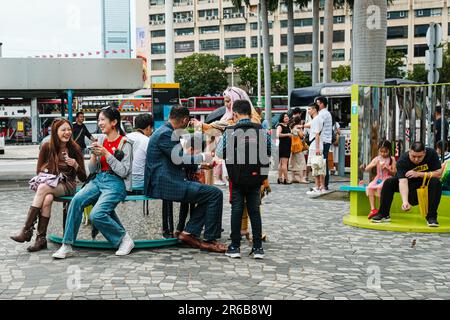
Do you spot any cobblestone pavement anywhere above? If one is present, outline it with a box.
[1,178,450,300]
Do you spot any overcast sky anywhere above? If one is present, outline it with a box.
[0,0,102,57]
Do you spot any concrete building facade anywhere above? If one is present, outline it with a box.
[135,0,450,84]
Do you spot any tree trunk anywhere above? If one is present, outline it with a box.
[353,0,387,85]
[323,0,333,83]
[287,0,295,107]
[312,0,320,85]
[261,0,272,127]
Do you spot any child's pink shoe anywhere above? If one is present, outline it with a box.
[368,209,379,219]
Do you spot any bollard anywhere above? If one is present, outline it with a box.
[0,134,5,155]
[338,135,346,177]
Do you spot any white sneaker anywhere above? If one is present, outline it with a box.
[115,233,135,256]
[306,188,320,196]
[214,180,226,186]
[52,244,75,259]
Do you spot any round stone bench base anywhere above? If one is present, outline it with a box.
[48,200,181,248]
[343,214,450,233]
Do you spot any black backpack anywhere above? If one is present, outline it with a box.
[223,122,270,186]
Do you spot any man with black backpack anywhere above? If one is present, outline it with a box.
[216,100,271,259]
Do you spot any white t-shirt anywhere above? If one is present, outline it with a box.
[309,115,324,153]
[318,108,333,144]
[127,132,150,187]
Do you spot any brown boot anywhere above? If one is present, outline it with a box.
[27,214,50,252]
[10,206,40,243]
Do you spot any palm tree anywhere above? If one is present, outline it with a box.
[233,0,278,127]
[312,0,320,85]
[352,0,387,84]
[323,0,333,83]
[286,0,309,104]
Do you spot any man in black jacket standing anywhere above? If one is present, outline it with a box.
[72,112,95,153]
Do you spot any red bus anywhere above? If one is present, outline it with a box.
[186,96,224,111]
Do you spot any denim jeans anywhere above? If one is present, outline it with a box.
[230,184,262,248]
[323,142,332,188]
[183,183,223,241]
[63,172,127,248]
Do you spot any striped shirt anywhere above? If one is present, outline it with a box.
[318,108,333,144]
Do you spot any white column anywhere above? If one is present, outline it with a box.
[165,0,175,83]
[257,3,262,109]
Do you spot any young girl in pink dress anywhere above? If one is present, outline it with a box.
[365,140,397,219]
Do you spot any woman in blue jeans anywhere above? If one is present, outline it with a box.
[52,106,134,259]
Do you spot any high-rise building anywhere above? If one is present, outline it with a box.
[136,0,450,84]
[102,0,132,58]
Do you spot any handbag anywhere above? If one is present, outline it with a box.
[29,172,64,192]
[417,172,432,218]
[291,135,303,153]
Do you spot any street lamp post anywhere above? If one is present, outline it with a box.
[231,63,234,87]
[0,42,3,57]
[257,4,262,109]
[165,0,174,83]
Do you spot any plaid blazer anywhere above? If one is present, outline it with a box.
[144,122,203,201]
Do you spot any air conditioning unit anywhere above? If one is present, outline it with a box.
[187,17,193,22]
[224,14,230,19]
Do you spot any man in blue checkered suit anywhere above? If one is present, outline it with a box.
[144,105,227,253]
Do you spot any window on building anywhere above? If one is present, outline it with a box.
[151,59,166,71]
[224,54,245,64]
[175,28,194,36]
[224,24,246,32]
[175,41,195,53]
[320,49,345,62]
[280,51,312,64]
[414,24,428,38]
[199,39,220,51]
[414,44,427,57]
[174,11,193,22]
[250,21,273,30]
[150,0,164,5]
[319,30,345,43]
[225,37,246,49]
[415,8,442,17]
[281,33,313,46]
[281,18,313,28]
[223,7,244,18]
[388,46,408,56]
[387,26,408,39]
[199,26,220,34]
[149,14,165,22]
[151,43,166,54]
[387,10,408,19]
[251,35,273,48]
[198,9,219,19]
[319,16,345,24]
[151,30,166,38]
[251,53,274,63]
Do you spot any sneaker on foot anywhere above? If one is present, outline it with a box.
[249,247,265,259]
[426,217,439,227]
[306,187,320,196]
[115,233,135,256]
[225,245,241,258]
[371,213,391,223]
[368,209,379,219]
[52,244,75,259]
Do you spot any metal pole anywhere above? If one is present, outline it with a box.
[165,0,174,83]
[338,135,346,177]
[257,3,261,109]
[31,98,38,143]
[67,90,73,124]
[0,42,2,57]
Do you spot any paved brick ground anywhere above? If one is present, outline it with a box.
[1,178,450,300]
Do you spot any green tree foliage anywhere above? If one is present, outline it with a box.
[385,48,406,79]
[406,64,427,83]
[175,53,228,97]
[332,65,351,82]
[233,57,260,93]
[271,67,312,95]
[438,43,450,84]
